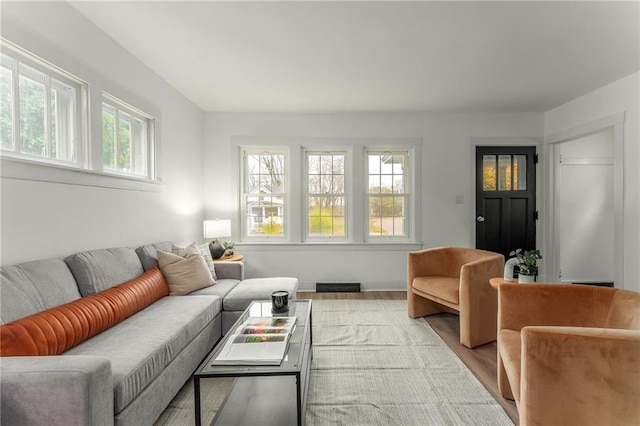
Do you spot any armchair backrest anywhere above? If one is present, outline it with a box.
[409,246,503,279]
[606,289,640,330]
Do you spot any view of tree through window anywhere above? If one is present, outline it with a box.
[367,151,408,237]
[306,152,346,237]
[102,98,149,177]
[0,52,77,163]
[483,154,526,191]
[244,151,286,237]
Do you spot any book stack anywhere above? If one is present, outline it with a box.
[212,316,297,366]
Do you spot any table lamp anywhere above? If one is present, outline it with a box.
[203,219,231,259]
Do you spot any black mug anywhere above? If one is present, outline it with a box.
[271,291,289,314]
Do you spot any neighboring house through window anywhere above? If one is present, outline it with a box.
[238,141,416,244]
[242,148,287,239]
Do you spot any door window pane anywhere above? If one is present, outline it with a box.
[498,155,512,191]
[514,155,527,190]
[483,155,496,191]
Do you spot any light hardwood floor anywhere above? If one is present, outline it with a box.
[297,291,519,425]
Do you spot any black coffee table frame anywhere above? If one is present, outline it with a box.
[193,300,313,426]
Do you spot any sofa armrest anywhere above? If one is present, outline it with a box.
[1,355,114,426]
[214,261,244,280]
[520,326,640,426]
[498,283,614,332]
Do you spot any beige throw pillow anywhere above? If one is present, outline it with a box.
[158,244,215,295]
[172,242,217,280]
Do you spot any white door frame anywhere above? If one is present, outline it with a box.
[543,112,625,286]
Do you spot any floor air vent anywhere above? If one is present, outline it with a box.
[316,282,361,293]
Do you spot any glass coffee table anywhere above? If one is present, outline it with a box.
[194,299,313,426]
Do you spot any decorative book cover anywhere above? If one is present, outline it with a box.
[212,316,296,366]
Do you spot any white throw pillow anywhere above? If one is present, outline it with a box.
[172,242,217,281]
[158,244,215,295]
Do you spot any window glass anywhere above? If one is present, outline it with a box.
[514,154,527,190]
[498,155,512,191]
[367,151,408,237]
[483,155,496,191]
[1,49,80,165]
[102,96,152,178]
[306,152,346,238]
[1,54,14,151]
[243,151,286,238]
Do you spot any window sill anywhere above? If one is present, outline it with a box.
[236,242,423,251]
[0,156,163,192]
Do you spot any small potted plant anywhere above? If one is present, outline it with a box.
[223,240,235,257]
[509,248,542,283]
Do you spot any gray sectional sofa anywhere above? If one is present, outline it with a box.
[0,241,298,425]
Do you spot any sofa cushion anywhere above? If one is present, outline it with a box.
[65,247,144,296]
[157,247,215,295]
[0,267,169,357]
[135,241,173,271]
[64,294,221,412]
[223,277,298,311]
[0,259,81,324]
[172,242,217,281]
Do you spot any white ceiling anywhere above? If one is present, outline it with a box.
[69,1,639,113]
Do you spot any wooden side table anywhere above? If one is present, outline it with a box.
[214,254,244,262]
[489,277,517,289]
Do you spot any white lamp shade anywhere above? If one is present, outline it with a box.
[203,219,231,239]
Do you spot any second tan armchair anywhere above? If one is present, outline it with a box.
[408,247,504,348]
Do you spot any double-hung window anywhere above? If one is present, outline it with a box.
[1,46,86,166]
[366,150,410,238]
[102,94,154,179]
[305,150,347,240]
[242,148,287,239]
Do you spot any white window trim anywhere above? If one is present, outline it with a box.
[101,92,157,181]
[303,147,351,243]
[230,136,422,245]
[1,39,88,169]
[0,36,163,192]
[364,147,415,242]
[240,146,290,242]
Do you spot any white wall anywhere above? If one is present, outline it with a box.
[544,72,640,292]
[0,2,205,266]
[204,112,543,290]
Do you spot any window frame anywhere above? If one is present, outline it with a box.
[0,41,88,169]
[240,147,290,242]
[234,138,419,246]
[101,92,156,181]
[365,148,413,242]
[303,148,350,242]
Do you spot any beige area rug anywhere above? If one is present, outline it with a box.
[155,299,513,425]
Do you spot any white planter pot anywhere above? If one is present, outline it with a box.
[518,274,535,284]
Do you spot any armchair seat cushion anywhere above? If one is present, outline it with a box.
[412,276,459,305]
[497,329,521,402]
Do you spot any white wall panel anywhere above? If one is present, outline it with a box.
[0,2,204,265]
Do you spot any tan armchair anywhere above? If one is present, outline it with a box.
[408,247,504,348]
[498,283,640,426]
